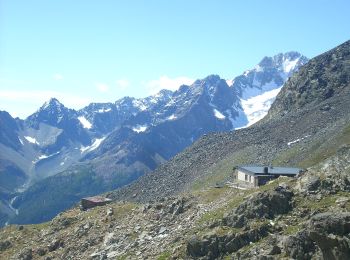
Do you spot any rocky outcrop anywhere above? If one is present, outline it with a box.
[282,212,350,260]
[296,145,350,195]
[283,230,317,260]
[187,224,269,259]
[223,186,293,228]
[308,212,350,260]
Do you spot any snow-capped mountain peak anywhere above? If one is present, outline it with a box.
[231,52,308,127]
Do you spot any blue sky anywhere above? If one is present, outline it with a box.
[1,0,349,118]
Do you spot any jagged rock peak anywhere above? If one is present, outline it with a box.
[257,51,308,74]
[194,74,222,85]
[40,98,66,111]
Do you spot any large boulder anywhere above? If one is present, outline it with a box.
[223,186,293,228]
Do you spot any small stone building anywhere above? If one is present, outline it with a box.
[234,165,302,187]
[81,196,112,210]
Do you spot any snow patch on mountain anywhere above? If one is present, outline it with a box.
[37,152,60,161]
[167,114,177,120]
[132,100,148,111]
[240,79,279,100]
[213,109,225,120]
[283,57,300,73]
[226,79,234,86]
[255,65,263,72]
[287,135,310,146]
[80,137,106,153]
[132,125,148,133]
[38,154,49,160]
[97,108,112,113]
[240,87,282,126]
[24,136,39,145]
[78,116,92,129]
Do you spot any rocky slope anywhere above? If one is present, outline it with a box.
[108,39,350,204]
[0,144,349,259]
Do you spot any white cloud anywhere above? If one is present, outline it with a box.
[145,75,194,94]
[53,73,63,80]
[96,82,109,92]
[116,79,129,90]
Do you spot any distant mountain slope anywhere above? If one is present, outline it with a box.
[109,40,350,203]
[0,52,307,225]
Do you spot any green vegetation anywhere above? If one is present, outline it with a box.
[284,224,301,235]
[157,251,171,260]
[193,186,230,204]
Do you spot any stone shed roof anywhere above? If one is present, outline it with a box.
[82,196,112,203]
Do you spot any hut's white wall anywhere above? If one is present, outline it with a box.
[236,170,256,186]
[237,170,247,181]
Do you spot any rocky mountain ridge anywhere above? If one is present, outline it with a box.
[0,52,307,226]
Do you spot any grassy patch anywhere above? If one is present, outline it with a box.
[157,251,171,260]
[193,186,230,204]
[297,195,337,211]
[117,254,132,260]
[284,224,301,235]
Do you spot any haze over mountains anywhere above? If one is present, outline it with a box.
[0,52,308,225]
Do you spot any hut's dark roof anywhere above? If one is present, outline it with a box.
[238,165,302,176]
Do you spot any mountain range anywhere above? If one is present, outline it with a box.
[0,39,349,260]
[0,51,308,225]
